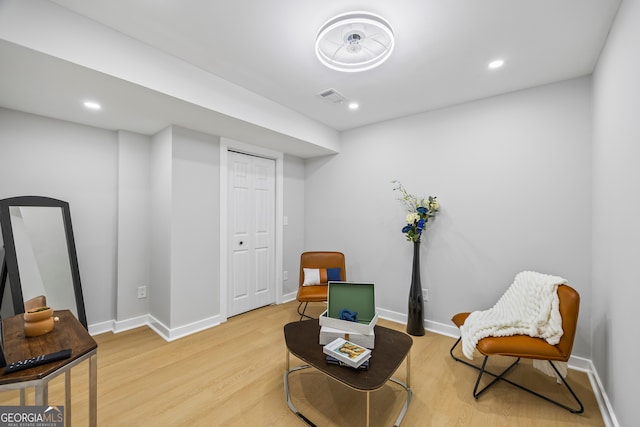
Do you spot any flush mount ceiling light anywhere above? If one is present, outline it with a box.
[315,11,395,72]
[488,59,505,69]
[83,101,101,110]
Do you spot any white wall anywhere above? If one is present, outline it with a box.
[305,77,593,358]
[282,154,305,297]
[148,126,225,337]
[592,0,640,425]
[0,109,303,338]
[0,108,118,325]
[170,126,220,328]
[149,127,173,328]
[116,130,151,323]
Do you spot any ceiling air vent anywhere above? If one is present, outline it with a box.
[317,88,347,104]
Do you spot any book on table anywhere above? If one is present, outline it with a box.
[322,337,372,368]
[325,355,369,370]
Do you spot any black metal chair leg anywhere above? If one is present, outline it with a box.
[449,337,584,414]
[297,302,313,321]
[544,361,585,414]
[473,355,521,398]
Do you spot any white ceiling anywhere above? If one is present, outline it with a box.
[0,0,621,152]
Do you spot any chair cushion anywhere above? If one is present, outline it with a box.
[476,335,568,361]
[297,284,328,302]
[452,311,569,361]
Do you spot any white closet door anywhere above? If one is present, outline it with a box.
[227,151,275,316]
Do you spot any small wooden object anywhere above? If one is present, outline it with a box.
[23,306,55,337]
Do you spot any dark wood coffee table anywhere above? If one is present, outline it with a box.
[283,319,412,426]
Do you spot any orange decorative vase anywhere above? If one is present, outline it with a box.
[23,307,55,337]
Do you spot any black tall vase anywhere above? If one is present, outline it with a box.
[407,241,425,336]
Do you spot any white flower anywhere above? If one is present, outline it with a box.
[406,212,420,223]
[393,180,440,243]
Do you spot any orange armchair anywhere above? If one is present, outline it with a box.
[450,284,583,413]
[296,251,346,320]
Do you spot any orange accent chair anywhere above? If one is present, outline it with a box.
[449,284,583,413]
[296,251,346,320]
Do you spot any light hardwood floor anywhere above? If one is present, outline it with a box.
[1,302,605,426]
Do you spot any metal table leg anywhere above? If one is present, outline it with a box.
[89,352,97,427]
[284,348,413,426]
[65,371,71,427]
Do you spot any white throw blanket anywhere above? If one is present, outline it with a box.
[460,271,566,363]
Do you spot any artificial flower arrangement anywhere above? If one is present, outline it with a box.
[392,181,440,243]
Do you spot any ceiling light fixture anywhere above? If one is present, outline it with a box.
[348,102,359,110]
[83,101,102,110]
[315,11,395,72]
[488,59,505,69]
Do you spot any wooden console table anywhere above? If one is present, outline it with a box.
[0,310,97,427]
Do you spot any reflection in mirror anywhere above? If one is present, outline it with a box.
[10,206,77,316]
[0,196,87,329]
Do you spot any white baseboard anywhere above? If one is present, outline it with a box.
[87,319,115,336]
[146,314,224,342]
[585,360,620,427]
[88,313,224,342]
[114,315,149,334]
[88,315,150,336]
[282,291,297,303]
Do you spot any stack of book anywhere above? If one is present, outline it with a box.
[323,337,372,369]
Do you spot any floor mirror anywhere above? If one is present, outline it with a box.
[0,196,87,329]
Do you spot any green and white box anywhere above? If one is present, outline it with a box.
[319,281,378,335]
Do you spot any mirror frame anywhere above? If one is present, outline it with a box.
[0,196,87,329]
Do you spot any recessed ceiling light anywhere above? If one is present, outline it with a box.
[83,101,102,110]
[348,102,359,110]
[488,59,505,69]
[315,11,395,72]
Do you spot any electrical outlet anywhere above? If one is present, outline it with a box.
[422,288,429,302]
[283,271,288,281]
[137,286,147,299]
